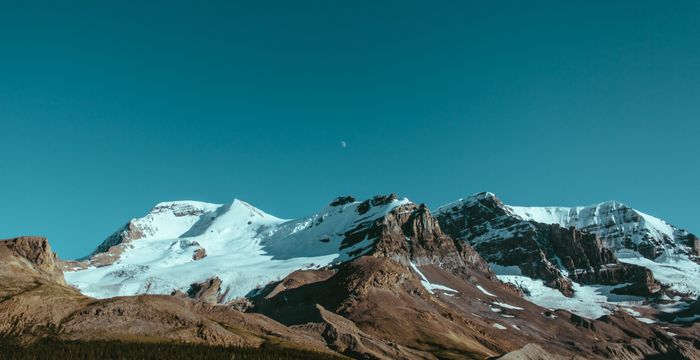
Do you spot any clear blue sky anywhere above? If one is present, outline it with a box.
[1,1,698,259]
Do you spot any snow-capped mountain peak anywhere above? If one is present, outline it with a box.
[506,200,688,255]
[435,192,700,319]
[65,194,414,302]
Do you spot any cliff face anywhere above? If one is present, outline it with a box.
[536,224,659,294]
[435,193,661,297]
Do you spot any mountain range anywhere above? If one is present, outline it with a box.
[2,192,699,359]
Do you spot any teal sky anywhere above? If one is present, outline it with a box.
[1,1,698,259]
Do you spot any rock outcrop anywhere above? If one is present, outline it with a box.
[2,236,66,285]
[192,247,207,260]
[339,195,493,279]
[187,277,223,304]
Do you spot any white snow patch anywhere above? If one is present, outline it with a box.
[508,206,576,226]
[636,317,656,324]
[492,323,507,330]
[618,255,700,296]
[497,275,642,319]
[673,315,700,323]
[493,301,523,310]
[476,285,496,297]
[622,308,642,317]
[409,262,458,295]
[655,302,690,314]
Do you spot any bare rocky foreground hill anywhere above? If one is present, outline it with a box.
[2,195,700,359]
[0,237,340,359]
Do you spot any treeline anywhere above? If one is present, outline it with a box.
[0,338,345,360]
